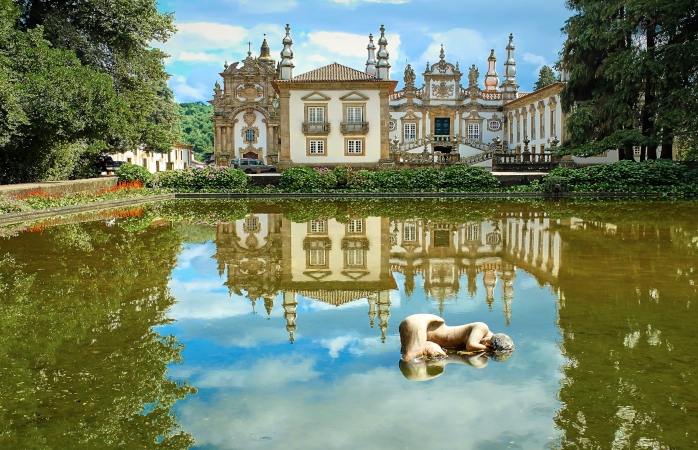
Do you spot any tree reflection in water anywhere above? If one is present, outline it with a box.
[0,220,195,449]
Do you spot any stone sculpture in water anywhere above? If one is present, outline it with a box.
[399,313,515,368]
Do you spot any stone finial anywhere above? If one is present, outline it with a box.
[376,24,391,80]
[365,33,377,76]
[279,24,295,80]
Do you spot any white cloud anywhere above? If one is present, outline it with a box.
[170,75,210,103]
[178,357,322,389]
[418,28,491,71]
[160,22,286,66]
[294,30,401,78]
[176,366,561,449]
[319,335,397,358]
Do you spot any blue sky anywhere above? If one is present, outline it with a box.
[156,0,572,103]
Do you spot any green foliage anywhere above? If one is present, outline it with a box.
[279,166,338,192]
[442,165,500,191]
[542,160,697,195]
[154,166,248,191]
[560,0,698,160]
[0,196,30,214]
[116,163,155,187]
[179,102,214,160]
[0,222,195,448]
[533,65,556,91]
[0,0,179,183]
[541,176,569,194]
[153,200,249,225]
[280,166,499,193]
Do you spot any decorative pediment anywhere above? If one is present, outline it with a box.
[301,92,331,101]
[547,96,558,107]
[538,100,546,109]
[464,109,484,121]
[402,109,420,121]
[340,91,370,101]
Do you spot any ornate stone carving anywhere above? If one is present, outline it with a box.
[237,83,264,102]
[243,109,256,126]
[468,65,480,90]
[404,64,416,91]
[432,81,454,99]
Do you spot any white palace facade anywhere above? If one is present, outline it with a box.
[209,24,617,169]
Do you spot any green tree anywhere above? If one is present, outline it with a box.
[0,0,180,183]
[0,0,123,183]
[559,0,698,161]
[179,102,214,160]
[15,0,179,153]
[533,65,556,91]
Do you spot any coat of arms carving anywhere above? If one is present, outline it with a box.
[237,84,264,102]
[432,81,454,99]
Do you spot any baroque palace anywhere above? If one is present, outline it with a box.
[209,25,616,169]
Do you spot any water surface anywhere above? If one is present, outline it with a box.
[0,200,696,449]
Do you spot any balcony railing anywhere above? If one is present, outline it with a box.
[340,122,369,134]
[302,122,331,135]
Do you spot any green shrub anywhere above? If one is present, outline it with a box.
[347,169,375,191]
[406,167,444,191]
[279,167,338,192]
[116,163,154,187]
[154,166,247,191]
[545,160,695,194]
[541,176,569,194]
[371,170,411,192]
[333,165,352,188]
[442,165,500,191]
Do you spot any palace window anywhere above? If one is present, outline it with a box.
[403,222,417,242]
[404,123,417,142]
[531,115,536,140]
[540,113,545,138]
[467,123,480,141]
[245,129,256,143]
[347,139,363,155]
[347,218,364,234]
[523,118,528,140]
[516,119,521,142]
[308,249,327,266]
[466,224,480,242]
[346,106,363,123]
[308,139,325,155]
[307,106,325,123]
[488,120,501,131]
[551,113,557,137]
[309,220,326,234]
[389,120,396,131]
[345,248,366,267]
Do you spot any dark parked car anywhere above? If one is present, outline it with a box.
[95,155,125,173]
[230,158,276,174]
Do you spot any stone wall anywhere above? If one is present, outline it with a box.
[0,177,118,197]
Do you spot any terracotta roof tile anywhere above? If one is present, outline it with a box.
[278,63,380,82]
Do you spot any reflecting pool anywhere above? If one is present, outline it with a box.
[0,200,696,449]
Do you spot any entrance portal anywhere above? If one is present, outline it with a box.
[434,118,450,136]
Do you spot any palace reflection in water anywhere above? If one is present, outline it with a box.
[211,210,568,342]
[191,202,697,448]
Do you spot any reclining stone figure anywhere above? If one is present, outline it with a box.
[399,313,515,362]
